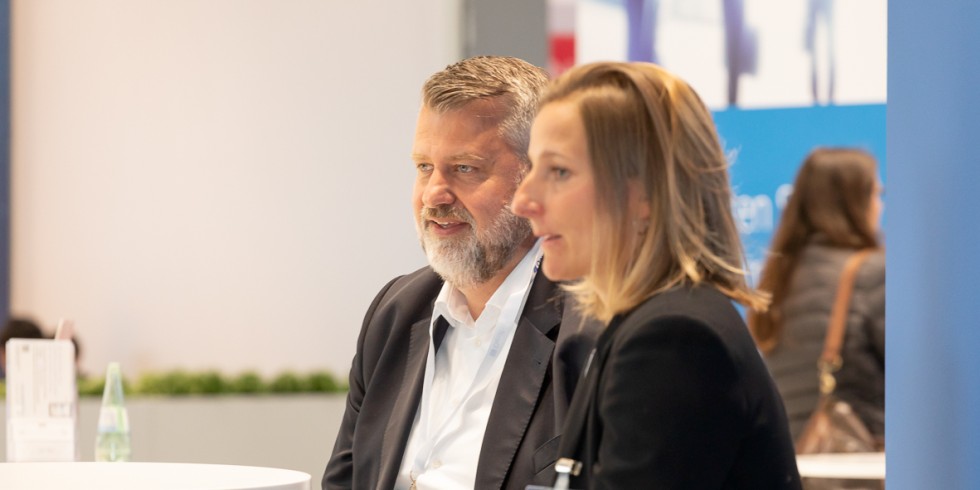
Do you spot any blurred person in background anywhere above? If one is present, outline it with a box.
[0,318,45,378]
[512,61,800,489]
[748,148,885,441]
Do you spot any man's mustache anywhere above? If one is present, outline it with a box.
[420,205,475,227]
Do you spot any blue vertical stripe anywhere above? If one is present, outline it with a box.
[888,0,980,487]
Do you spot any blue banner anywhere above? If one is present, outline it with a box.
[715,104,886,284]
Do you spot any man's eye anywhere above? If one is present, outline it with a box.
[457,164,475,174]
[417,163,433,173]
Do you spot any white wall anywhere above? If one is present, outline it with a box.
[10,0,461,378]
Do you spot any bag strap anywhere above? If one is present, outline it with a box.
[818,248,875,394]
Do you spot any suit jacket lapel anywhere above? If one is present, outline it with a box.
[556,314,619,477]
[474,274,561,489]
[555,347,599,465]
[377,316,441,489]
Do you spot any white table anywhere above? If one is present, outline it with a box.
[796,452,886,480]
[0,462,311,490]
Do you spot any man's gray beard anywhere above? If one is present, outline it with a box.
[419,204,532,290]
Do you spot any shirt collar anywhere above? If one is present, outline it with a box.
[432,239,543,331]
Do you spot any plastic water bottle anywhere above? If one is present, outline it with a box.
[95,362,131,462]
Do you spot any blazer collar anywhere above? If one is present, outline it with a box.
[475,273,562,489]
[517,269,563,337]
[376,315,441,489]
[377,273,562,490]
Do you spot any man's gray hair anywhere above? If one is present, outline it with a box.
[422,56,549,164]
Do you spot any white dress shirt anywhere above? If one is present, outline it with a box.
[394,241,543,490]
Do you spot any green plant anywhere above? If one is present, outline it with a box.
[307,371,341,392]
[268,371,307,393]
[228,371,266,394]
[189,370,226,394]
[77,375,106,397]
[4,369,346,397]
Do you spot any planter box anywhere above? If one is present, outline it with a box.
[1,393,347,481]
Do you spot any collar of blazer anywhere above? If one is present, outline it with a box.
[517,267,563,339]
[428,267,563,352]
[474,269,562,489]
[378,269,564,490]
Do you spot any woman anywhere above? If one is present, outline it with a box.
[748,148,885,440]
[512,62,800,488]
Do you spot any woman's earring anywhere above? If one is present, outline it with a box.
[634,219,649,235]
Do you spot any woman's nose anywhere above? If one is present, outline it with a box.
[512,180,541,218]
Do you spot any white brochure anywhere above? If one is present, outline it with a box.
[5,339,77,461]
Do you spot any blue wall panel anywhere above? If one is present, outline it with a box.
[888,0,980,487]
[714,104,886,284]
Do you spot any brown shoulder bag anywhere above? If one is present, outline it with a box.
[795,249,884,489]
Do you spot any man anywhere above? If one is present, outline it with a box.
[323,56,598,490]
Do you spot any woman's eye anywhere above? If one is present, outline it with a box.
[551,167,569,179]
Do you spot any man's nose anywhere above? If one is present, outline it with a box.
[422,170,456,207]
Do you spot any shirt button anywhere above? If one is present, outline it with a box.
[432,460,443,469]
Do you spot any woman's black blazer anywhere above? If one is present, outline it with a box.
[555,286,802,489]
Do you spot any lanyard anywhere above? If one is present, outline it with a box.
[411,245,543,479]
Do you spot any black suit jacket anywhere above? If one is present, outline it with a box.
[557,286,802,489]
[324,266,597,490]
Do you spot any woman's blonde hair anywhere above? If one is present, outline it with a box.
[748,148,881,353]
[543,62,766,324]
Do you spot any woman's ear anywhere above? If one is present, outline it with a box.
[628,180,651,223]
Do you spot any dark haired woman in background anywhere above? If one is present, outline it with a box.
[748,148,885,441]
